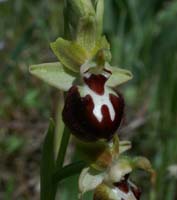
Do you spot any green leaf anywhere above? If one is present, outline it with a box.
[50,38,88,72]
[40,120,56,200]
[29,62,76,91]
[106,65,133,87]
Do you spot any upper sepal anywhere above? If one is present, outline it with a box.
[29,62,76,91]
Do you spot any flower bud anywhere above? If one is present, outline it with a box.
[94,176,141,200]
[62,69,124,142]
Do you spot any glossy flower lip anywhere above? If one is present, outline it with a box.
[62,70,125,142]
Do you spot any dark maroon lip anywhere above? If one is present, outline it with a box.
[62,85,124,142]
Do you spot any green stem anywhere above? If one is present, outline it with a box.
[56,126,70,168]
[53,161,86,184]
[54,91,65,159]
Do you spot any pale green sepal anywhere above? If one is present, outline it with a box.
[50,38,88,73]
[77,15,97,51]
[106,64,133,87]
[79,167,104,198]
[29,62,76,91]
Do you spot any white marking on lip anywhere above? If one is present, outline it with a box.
[83,71,111,79]
[83,72,91,79]
[81,84,116,122]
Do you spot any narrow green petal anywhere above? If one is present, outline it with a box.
[29,62,76,91]
[106,65,133,87]
[50,38,88,72]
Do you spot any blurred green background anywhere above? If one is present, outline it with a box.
[0,0,177,199]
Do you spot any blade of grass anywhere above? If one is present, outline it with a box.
[40,120,56,200]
